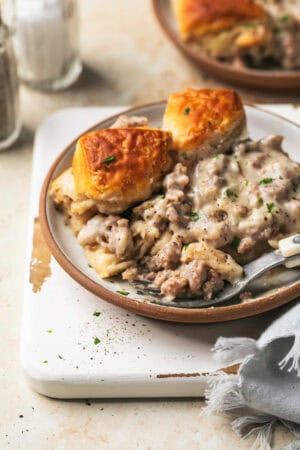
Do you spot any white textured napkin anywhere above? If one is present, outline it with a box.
[203,301,300,450]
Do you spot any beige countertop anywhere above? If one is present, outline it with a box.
[0,1,297,448]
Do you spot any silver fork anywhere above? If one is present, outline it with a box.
[132,234,300,309]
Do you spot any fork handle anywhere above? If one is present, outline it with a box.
[279,234,300,268]
[243,235,300,284]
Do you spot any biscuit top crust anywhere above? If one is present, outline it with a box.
[174,0,266,39]
[72,127,172,213]
[163,88,245,153]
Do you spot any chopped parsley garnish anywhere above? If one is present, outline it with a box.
[258,197,264,205]
[267,202,275,213]
[259,177,273,185]
[58,355,63,360]
[280,14,289,23]
[161,194,165,199]
[231,236,241,250]
[183,107,190,115]
[43,360,48,364]
[292,181,298,192]
[213,152,219,159]
[183,244,188,251]
[103,155,116,166]
[245,22,256,28]
[190,211,199,221]
[116,290,130,296]
[93,337,101,345]
[46,329,53,334]
[93,311,101,317]
[225,188,238,201]
[245,179,249,186]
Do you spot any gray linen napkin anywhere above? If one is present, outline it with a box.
[203,301,300,450]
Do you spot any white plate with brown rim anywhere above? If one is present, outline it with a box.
[39,102,300,323]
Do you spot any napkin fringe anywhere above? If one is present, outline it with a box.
[213,337,257,366]
[278,334,300,377]
[232,415,275,450]
[203,372,280,450]
[202,372,245,415]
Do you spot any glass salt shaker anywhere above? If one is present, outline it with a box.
[0,13,21,151]
[4,0,82,91]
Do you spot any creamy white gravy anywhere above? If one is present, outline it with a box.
[188,135,300,255]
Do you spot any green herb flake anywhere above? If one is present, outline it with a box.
[245,22,256,28]
[88,264,92,268]
[259,177,273,185]
[225,188,238,201]
[58,355,63,360]
[190,211,199,221]
[183,107,190,115]
[93,337,101,345]
[258,197,264,205]
[245,179,249,186]
[231,236,241,250]
[183,244,188,251]
[213,152,220,159]
[280,14,289,23]
[46,329,53,334]
[93,311,101,317]
[103,155,116,166]
[43,360,48,364]
[161,194,165,199]
[116,290,130,296]
[267,202,275,214]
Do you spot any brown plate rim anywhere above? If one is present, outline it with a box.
[152,0,300,89]
[39,102,300,323]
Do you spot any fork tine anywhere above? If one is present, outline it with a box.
[132,280,212,306]
[131,280,160,290]
[136,288,163,296]
[132,279,153,286]
[131,279,236,308]
[150,292,239,308]
[131,280,162,296]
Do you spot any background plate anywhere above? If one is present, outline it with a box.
[152,0,300,90]
[39,103,300,323]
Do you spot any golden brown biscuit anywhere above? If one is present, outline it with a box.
[49,168,97,235]
[49,168,79,210]
[173,0,266,40]
[72,127,173,214]
[162,88,246,158]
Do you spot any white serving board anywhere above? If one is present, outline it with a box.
[22,105,300,399]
